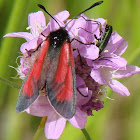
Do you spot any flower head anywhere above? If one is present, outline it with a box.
[4,9,140,139]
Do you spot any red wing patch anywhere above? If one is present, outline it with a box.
[46,42,76,119]
[16,40,49,112]
[56,65,73,101]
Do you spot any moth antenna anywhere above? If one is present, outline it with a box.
[38,4,61,27]
[65,1,103,27]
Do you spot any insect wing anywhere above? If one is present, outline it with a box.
[17,29,76,119]
[16,40,50,112]
[46,41,76,119]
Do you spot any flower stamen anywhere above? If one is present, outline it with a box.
[26,26,32,30]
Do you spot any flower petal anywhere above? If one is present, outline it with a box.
[113,65,140,79]
[76,75,85,87]
[79,45,99,60]
[95,18,106,25]
[49,10,70,32]
[66,15,87,39]
[77,89,92,105]
[113,33,128,56]
[26,96,55,117]
[20,37,41,53]
[103,32,128,56]
[69,107,87,129]
[19,58,29,77]
[107,79,130,96]
[45,114,66,139]
[54,10,70,23]
[90,69,106,85]
[4,32,33,41]
[28,11,46,36]
[97,57,127,69]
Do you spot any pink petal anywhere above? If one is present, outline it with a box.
[26,96,55,117]
[78,87,88,96]
[96,57,127,69]
[20,37,41,53]
[90,69,106,85]
[95,18,106,25]
[107,79,130,96]
[76,76,92,105]
[77,89,92,105]
[113,65,140,79]
[69,107,87,129]
[28,11,46,35]
[103,32,127,56]
[20,58,29,76]
[66,17,85,37]
[108,57,127,68]
[45,114,66,139]
[41,25,51,37]
[78,22,94,43]
[113,32,128,55]
[49,10,70,32]
[76,76,85,87]
[109,57,127,68]
[79,45,99,60]
[4,32,33,41]
[67,14,91,39]
[54,10,70,23]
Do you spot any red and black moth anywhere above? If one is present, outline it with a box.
[16,1,103,119]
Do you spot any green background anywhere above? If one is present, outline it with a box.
[0,0,140,140]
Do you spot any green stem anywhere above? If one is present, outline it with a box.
[0,77,20,89]
[33,117,47,140]
[81,128,92,140]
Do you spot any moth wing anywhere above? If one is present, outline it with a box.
[46,42,76,119]
[16,40,50,112]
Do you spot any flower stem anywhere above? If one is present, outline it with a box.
[81,128,92,140]
[33,117,47,140]
[0,77,20,89]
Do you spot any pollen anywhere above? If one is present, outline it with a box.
[104,49,109,53]
[95,39,98,45]
[75,29,79,38]
[34,20,42,31]
[26,26,32,30]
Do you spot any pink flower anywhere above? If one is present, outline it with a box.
[4,11,46,53]
[26,76,89,139]
[4,9,140,139]
[89,31,140,96]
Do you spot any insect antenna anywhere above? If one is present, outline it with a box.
[38,4,61,27]
[65,1,103,27]
[38,1,103,29]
